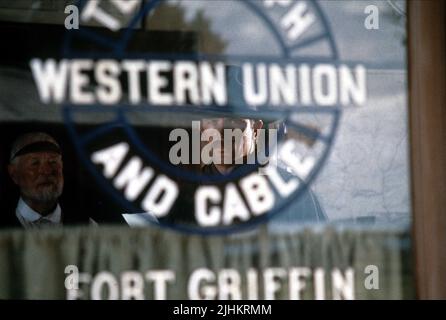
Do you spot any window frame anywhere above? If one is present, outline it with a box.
[408,0,446,299]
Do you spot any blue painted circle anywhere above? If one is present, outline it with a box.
[62,0,341,235]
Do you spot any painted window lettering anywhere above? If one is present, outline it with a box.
[25,0,371,233]
[30,59,366,107]
[0,0,413,301]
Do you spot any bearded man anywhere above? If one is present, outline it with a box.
[6,132,89,228]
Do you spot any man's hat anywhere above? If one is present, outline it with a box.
[226,64,286,124]
[9,132,61,162]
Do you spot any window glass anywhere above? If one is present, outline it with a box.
[0,0,413,300]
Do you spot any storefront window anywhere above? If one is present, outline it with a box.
[0,0,413,300]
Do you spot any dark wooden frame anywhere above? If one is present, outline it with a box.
[409,0,446,299]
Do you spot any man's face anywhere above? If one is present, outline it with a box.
[8,152,63,203]
[201,118,260,164]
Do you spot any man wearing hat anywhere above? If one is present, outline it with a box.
[160,64,328,227]
[5,132,89,229]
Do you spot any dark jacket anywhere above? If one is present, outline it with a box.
[161,163,327,227]
[0,198,91,229]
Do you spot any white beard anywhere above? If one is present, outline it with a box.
[23,183,63,203]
